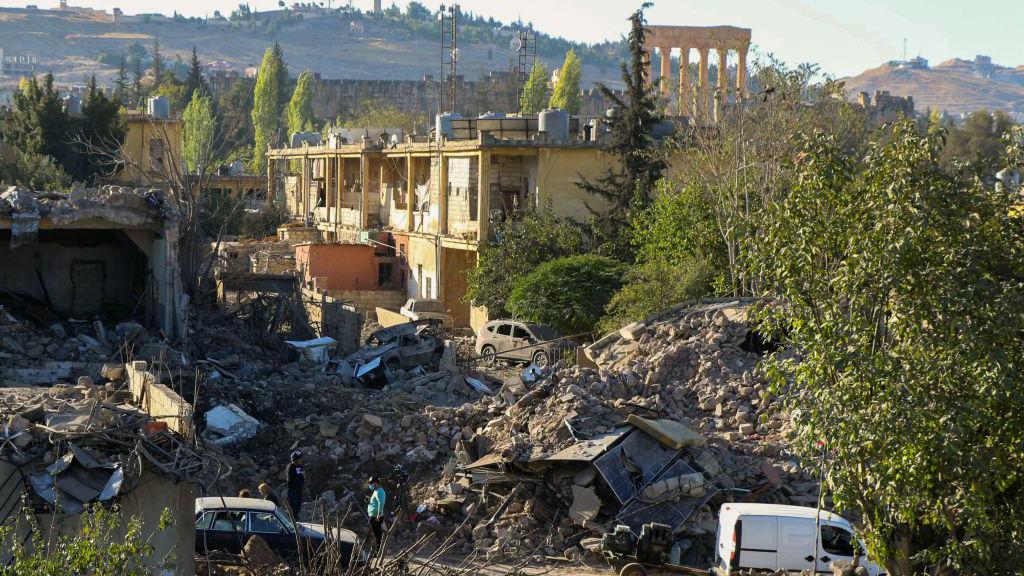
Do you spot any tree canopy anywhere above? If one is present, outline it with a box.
[251,44,287,173]
[507,254,626,335]
[183,89,215,174]
[519,60,550,115]
[287,70,317,135]
[549,48,581,114]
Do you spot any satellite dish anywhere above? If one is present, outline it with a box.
[509,35,522,52]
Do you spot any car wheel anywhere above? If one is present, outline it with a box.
[619,563,649,576]
[480,345,496,366]
[532,350,548,368]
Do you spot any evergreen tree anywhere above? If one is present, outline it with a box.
[272,42,290,113]
[150,37,164,88]
[251,45,285,173]
[549,48,581,114]
[6,74,69,165]
[114,56,129,105]
[287,70,316,135]
[519,60,550,115]
[184,45,210,103]
[578,5,665,261]
[131,58,143,106]
[79,75,125,182]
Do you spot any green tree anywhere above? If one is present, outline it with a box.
[601,254,715,332]
[549,48,581,114]
[749,122,1024,575]
[114,55,129,104]
[5,74,68,165]
[519,60,550,115]
[78,75,125,182]
[940,109,1015,174]
[507,254,626,335]
[184,45,210,103]
[216,78,256,163]
[150,36,164,88]
[0,503,172,575]
[251,44,286,173]
[182,89,215,174]
[578,6,666,261]
[340,99,422,134]
[287,69,316,135]
[131,57,143,106]
[465,205,585,317]
[0,149,71,190]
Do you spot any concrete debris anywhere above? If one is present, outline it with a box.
[204,404,263,446]
[0,185,176,227]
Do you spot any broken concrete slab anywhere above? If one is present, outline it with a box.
[205,404,262,446]
[626,414,706,449]
[569,484,601,526]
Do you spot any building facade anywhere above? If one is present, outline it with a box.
[267,115,613,329]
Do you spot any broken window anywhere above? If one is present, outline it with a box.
[210,511,245,532]
[821,525,855,556]
[512,326,529,340]
[249,511,287,534]
[496,324,512,337]
[148,138,165,172]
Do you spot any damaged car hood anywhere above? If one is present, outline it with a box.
[345,342,397,364]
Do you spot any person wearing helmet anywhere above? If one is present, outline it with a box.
[286,451,305,519]
[366,477,386,555]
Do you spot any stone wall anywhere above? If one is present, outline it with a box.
[277,225,320,244]
[127,360,194,437]
[446,156,478,238]
[321,288,407,319]
[300,287,362,355]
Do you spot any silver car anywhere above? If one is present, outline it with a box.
[474,320,567,367]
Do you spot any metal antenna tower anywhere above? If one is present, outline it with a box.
[513,29,536,113]
[440,4,459,112]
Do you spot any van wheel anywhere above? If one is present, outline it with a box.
[619,563,648,576]
[532,350,549,368]
[480,345,496,366]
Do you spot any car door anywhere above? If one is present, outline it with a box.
[249,510,299,559]
[203,510,247,554]
[817,523,857,572]
[510,325,534,361]
[735,516,777,571]
[776,516,816,572]
[494,323,513,357]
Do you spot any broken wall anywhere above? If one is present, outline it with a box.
[0,229,148,317]
[446,156,479,239]
[300,287,361,355]
[127,361,194,437]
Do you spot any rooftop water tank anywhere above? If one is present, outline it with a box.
[435,112,463,142]
[147,96,170,119]
[538,108,569,144]
[63,95,81,116]
[477,111,506,134]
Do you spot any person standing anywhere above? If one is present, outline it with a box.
[286,451,305,519]
[258,482,281,507]
[366,477,386,555]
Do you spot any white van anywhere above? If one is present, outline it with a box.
[712,503,885,575]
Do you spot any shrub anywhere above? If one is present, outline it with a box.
[507,254,626,335]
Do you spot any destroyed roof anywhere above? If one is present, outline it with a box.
[0,185,178,227]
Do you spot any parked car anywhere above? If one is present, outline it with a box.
[712,503,884,575]
[194,497,366,566]
[474,320,570,367]
[399,298,453,324]
[344,320,444,387]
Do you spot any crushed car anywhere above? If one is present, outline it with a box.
[345,320,444,388]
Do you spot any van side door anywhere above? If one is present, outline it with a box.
[736,515,778,571]
[777,517,817,572]
[817,523,857,572]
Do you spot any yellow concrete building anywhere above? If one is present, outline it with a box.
[115,109,183,185]
[267,116,613,329]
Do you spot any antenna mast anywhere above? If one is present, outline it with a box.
[440,4,459,112]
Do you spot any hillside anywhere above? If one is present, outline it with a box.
[842,59,1024,115]
[0,6,627,90]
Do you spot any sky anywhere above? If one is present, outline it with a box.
[2,0,1022,77]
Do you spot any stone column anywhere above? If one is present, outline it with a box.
[716,47,729,121]
[266,157,275,205]
[737,44,749,98]
[405,154,415,232]
[438,155,448,235]
[698,47,710,121]
[336,157,343,220]
[359,153,370,229]
[659,46,671,95]
[477,151,490,244]
[678,47,690,117]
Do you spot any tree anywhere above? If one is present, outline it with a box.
[251,45,286,173]
[78,75,125,182]
[114,55,130,104]
[5,74,68,166]
[340,99,422,135]
[549,48,581,114]
[150,37,164,88]
[216,78,256,164]
[940,110,1015,175]
[601,254,715,332]
[287,69,316,135]
[577,5,666,261]
[465,205,585,317]
[272,42,290,112]
[184,45,210,103]
[519,60,550,115]
[406,1,430,20]
[131,57,143,106]
[0,149,71,190]
[507,254,626,335]
[182,90,215,174]
[749,122,1024,575]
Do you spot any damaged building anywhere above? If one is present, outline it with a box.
[0,186,185,339]
[266,112,617,329]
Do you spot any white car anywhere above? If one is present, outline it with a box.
[399,298,453,324]
[712,503,885,575]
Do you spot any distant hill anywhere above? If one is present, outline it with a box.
[842,58,1024,116]
[0,5,628,91]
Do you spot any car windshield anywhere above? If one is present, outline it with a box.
[528,325,559,341]
[414,301,445,313]
[276,510,295,533]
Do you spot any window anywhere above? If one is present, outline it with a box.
[249,511,287,534]
[195,511,214,529]
[496,324,512,337]
[209,511,245,532]
[820,525,855,556]
[512,326,529,340]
